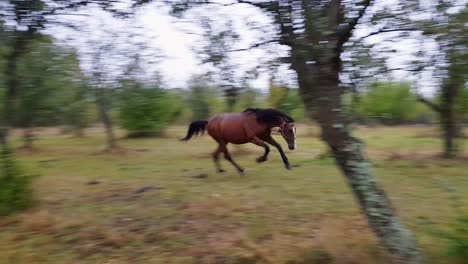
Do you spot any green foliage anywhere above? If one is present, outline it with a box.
[233,88,258,111]
[61,94,95,136]
[268,81,289,109]
[355,82,433,124]
[268,82,306,121]
[277,89,306,121]
[0,88,4,121]
[188,85,212,120]
[15,38,88,128]
[0,146,34,216]
[119,83,181,137]
[433,216,468,262]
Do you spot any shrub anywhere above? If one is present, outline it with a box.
[355,82,433,125]
[119,86,181,137]
[433,216,468,262]
[188,85,212,120]
[268,82,306,121]
[0,145,34,216]
[61,99,95,136]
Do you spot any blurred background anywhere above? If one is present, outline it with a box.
[0,0,467,263]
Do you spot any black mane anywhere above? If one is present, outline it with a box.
[243,108,294,125]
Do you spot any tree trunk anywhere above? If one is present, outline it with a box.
[225,87,239,112]
[292,53,423,263]
[22,127,34,150]
[3,40,22,145]
[2,31,35,145]
[440,80,460,158]
[74,127,85,138]
[0,128,6,147]
[419,78,460,159]
[441,113,457,159]
[95,89,117,150]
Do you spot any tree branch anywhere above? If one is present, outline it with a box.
[337,0,373,46]
[227,39,277,52]
[356,27,420,41]
[417,95,441,113]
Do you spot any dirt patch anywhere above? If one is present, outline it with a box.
[19,210,56,234]
[92,147,128,156]
[192,174,208,179]
[134,186,164,193]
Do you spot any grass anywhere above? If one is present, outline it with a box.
[0,125,467,264]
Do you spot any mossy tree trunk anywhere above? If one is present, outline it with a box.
[293,59,422,263]
[268,0,425,262]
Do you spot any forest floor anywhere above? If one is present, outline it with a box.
[1,125,468,264]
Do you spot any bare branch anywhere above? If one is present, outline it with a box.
[227,39,277,52]
[337,0,373,46]
[356,27,420,41]
[417,95,441,113]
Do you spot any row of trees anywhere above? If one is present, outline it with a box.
[0,34,463,148]
[1,39,450,149]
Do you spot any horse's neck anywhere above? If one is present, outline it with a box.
[273,118,287,128]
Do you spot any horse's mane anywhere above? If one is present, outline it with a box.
[243,108,294,125]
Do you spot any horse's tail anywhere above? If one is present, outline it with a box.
[180,120,208,141]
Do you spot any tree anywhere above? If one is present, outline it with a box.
[417,7,468,158]
[171,0,423,262]
[14,38,87,148]
[344,1,467,158]
[119,81,182,137]
[0,0,145,147]
[285,2,422,260]
[187,75,213,120]
[61,85,94,137]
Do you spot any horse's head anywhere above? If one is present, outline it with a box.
[280,122,296,150]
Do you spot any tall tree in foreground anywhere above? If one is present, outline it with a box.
[172,0,423,262]
[277,1,422,261]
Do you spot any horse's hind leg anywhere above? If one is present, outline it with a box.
[221,144,245,175]
[212,144,225,173]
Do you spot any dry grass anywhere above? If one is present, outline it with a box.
[1,125,467,263]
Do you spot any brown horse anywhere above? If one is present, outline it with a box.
[181,108,296,174]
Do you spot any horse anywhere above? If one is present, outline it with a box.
[181,108,296,174]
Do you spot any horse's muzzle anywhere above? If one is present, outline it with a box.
[288,145,295,150]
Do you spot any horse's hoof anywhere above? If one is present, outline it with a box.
[238,169,245,176]
[256,156,267,163]
[285,164,291,170]
[218,169,226,173]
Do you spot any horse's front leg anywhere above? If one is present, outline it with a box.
[265,136,291,170]
[251,137,270,163]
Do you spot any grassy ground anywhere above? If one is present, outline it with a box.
[1,125,467,264]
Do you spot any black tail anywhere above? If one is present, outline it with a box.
[180,120,208,141]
